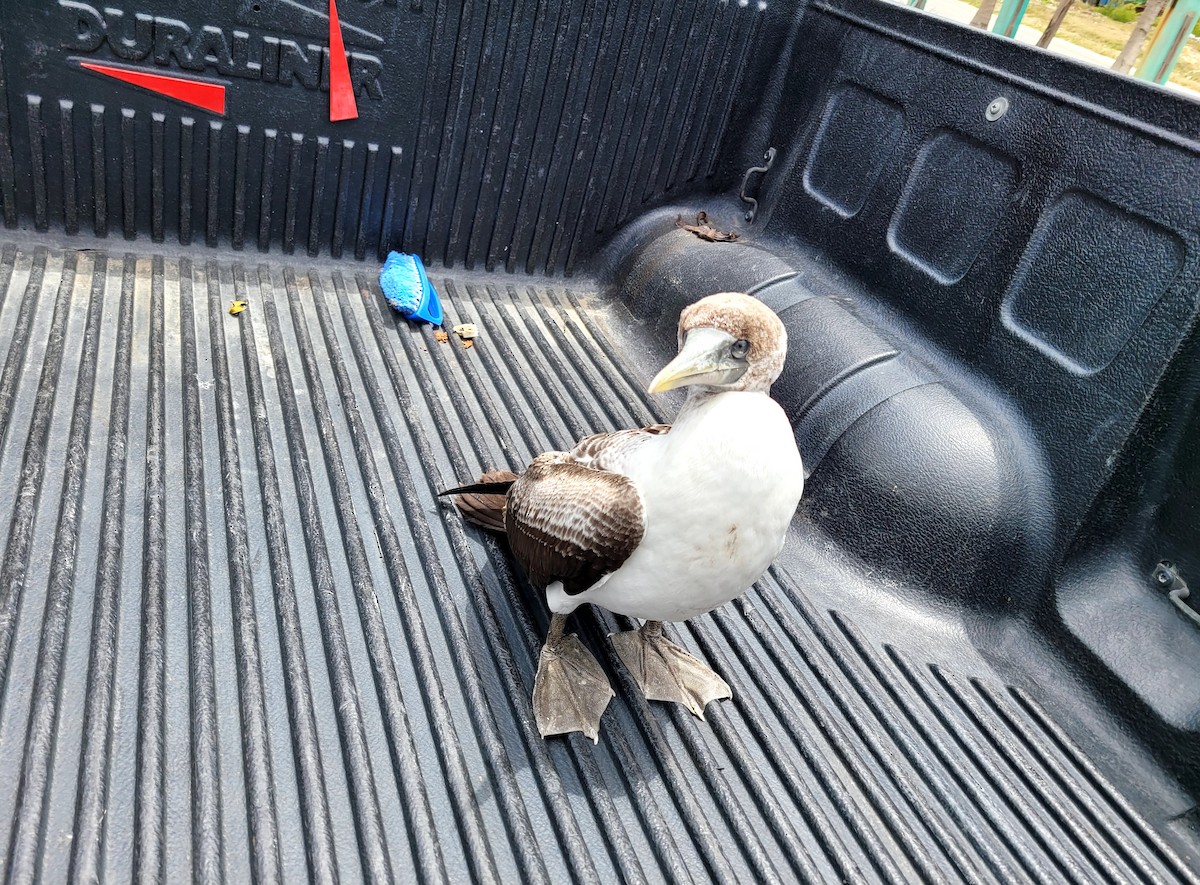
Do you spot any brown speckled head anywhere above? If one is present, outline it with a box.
[678,292,787,392]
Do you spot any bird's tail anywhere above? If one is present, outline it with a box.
[437,470,518,534]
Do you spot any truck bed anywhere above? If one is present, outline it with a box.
[0,241,1195,882]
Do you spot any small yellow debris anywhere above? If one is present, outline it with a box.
[434,329,449,344]
[462,339,474,349]
[453,323,477,340]
[228,300,248,316]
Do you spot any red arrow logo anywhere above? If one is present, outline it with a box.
[79,61,226,115]
[327,0,358,121]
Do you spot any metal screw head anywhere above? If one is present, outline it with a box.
[985,97,1009,122]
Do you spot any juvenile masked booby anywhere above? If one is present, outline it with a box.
[442,292,804,741]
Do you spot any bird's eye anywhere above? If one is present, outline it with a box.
[731,339,751,359]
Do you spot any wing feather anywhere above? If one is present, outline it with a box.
[506,454,645,596]
[570,424,670,472]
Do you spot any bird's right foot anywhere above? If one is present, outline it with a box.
[532,615,614,742]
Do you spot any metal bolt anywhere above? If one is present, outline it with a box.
[985,96,1009,122]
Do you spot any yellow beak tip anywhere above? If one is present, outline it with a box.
[646,375,677,395]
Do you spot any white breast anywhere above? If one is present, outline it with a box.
[547,392,804,621]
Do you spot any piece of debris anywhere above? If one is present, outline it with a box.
[676,211,739,243]
[228,300,248,316]
[434,329,449,344]
[453,323,478,340]
[462,340,475,349]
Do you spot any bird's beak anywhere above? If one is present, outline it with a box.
[647,328,747,394]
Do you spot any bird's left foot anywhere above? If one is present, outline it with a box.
[610,621,732,718]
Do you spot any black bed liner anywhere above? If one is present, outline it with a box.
[0,242,1195,883]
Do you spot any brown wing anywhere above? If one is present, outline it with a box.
[505,454,645,596]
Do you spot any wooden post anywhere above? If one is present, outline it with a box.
[1037,0,1076,47]
[1113,0,1171,74]
[970,0,999,28]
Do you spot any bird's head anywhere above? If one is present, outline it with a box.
[647,292,786,395]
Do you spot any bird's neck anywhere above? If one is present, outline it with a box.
[675,387,766,425]
[676,388,718,421]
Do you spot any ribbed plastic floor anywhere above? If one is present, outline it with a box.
[0,241,1196,884]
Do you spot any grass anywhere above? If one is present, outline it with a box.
[1095,3,1138,23]
[954,0,1200,92]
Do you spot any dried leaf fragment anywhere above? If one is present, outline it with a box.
[434,329,449,344]
[676,211,739,243]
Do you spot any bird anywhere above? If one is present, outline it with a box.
[440,292,805,741]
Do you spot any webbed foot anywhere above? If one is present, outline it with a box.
[533,614,614,742]
[610,621,732,718]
